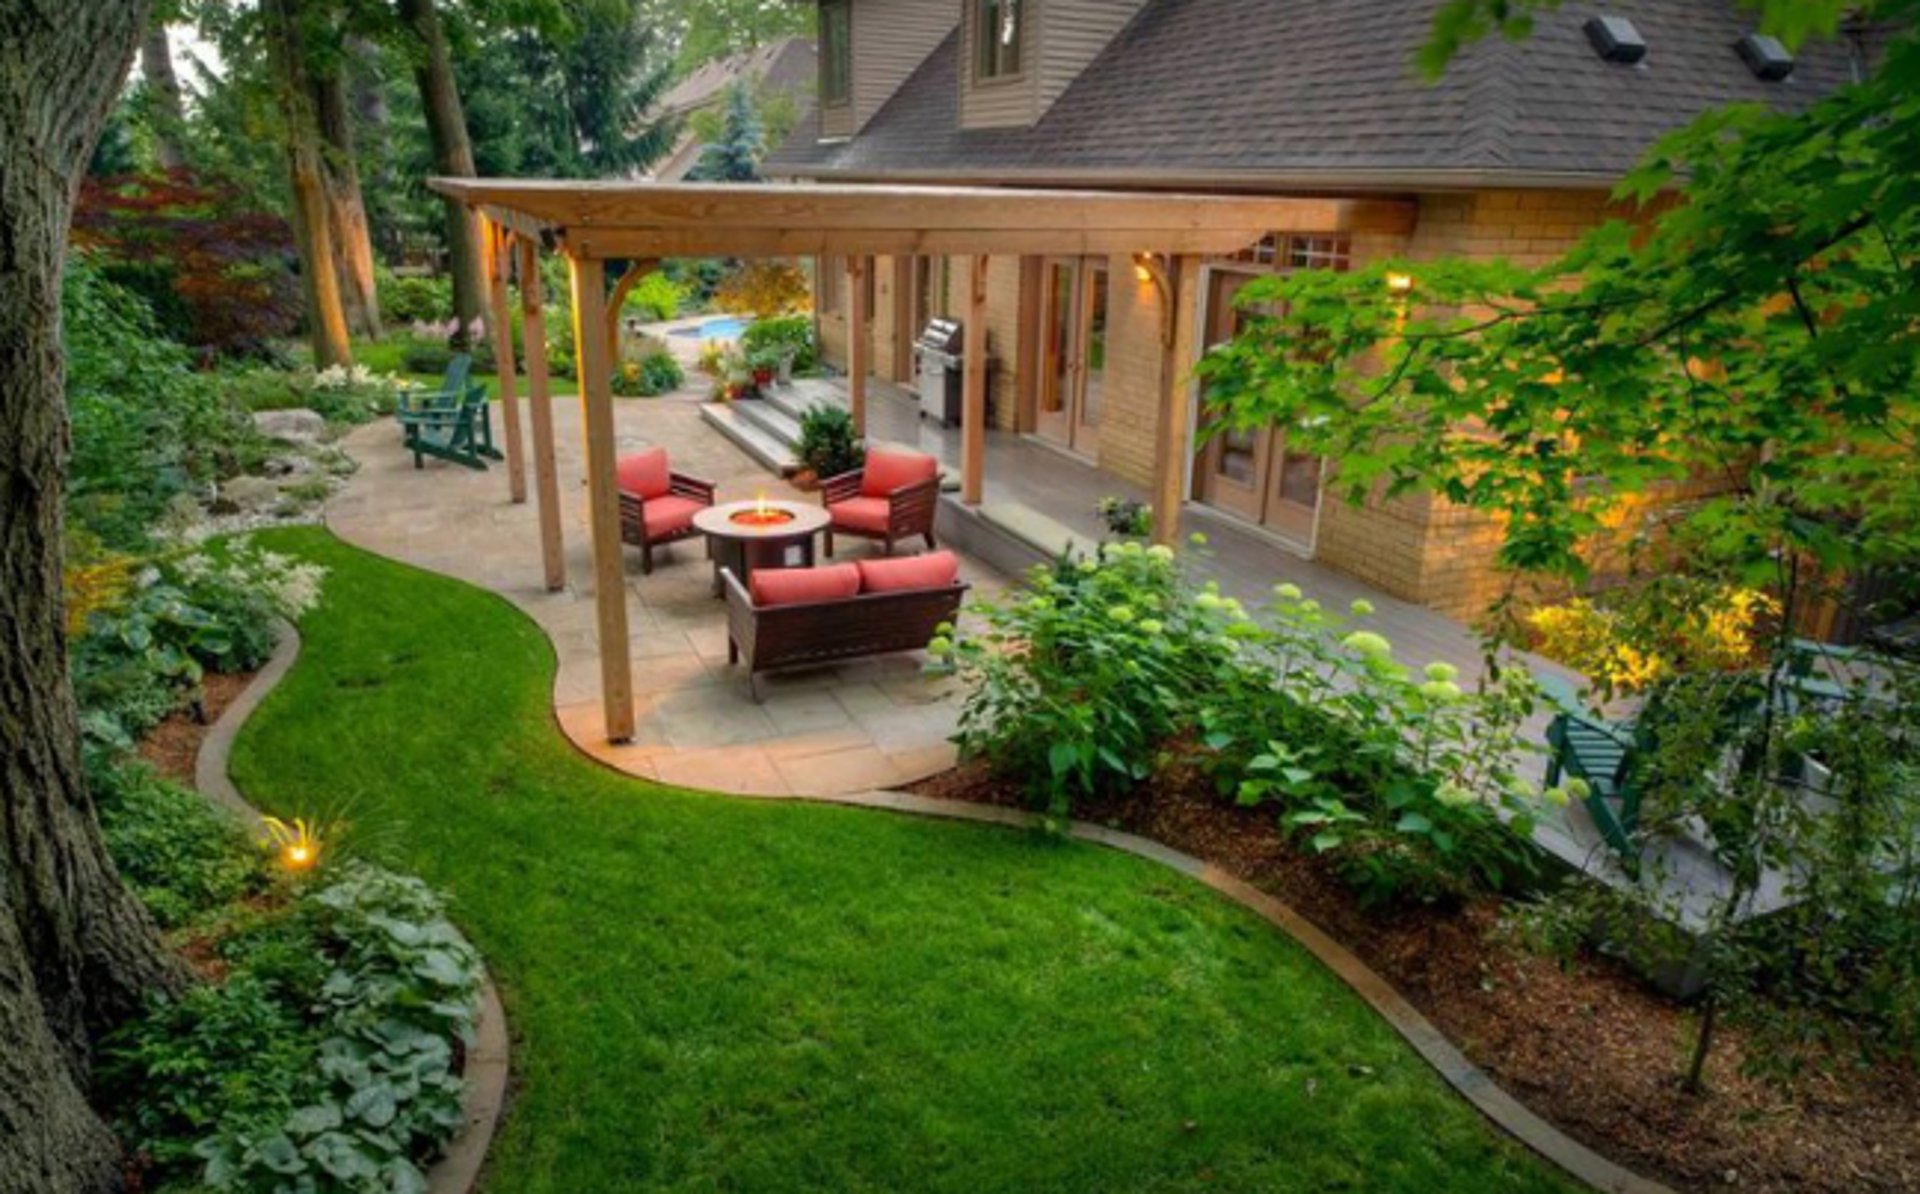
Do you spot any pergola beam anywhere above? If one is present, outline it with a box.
[482,221,527,505]
[517,237,565,593]
[566,255,635,742]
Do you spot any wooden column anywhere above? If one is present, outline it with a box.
[566,254,635,742]
[518,238,565,592]
[483,222,527,504]
[847,255,869,435]
[1014,256,1041,434]
[1152,254,1202,546]
[961,254,988,505]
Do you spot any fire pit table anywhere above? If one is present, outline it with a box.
[692,498,831,597]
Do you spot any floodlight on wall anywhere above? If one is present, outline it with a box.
[1584,15,1648,64]
[1736,32,1796,81]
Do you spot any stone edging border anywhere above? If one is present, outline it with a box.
[577,772,1678,1194]
[194,625,510,1194]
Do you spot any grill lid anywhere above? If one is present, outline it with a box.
[916,318,963,353]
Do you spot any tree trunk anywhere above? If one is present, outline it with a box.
[397,0,484,343]
[313,64,382,338]
[0,1,190,1189]
[139,22,188,171]
[264,0,353,369]
[347,35,403,264]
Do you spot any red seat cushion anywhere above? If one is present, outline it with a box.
[857,551,959,594]
[616,447,670,499]
[828,496,893,534]
[640,494,705,539]
[859,449,938,498]
[750,563,860,607]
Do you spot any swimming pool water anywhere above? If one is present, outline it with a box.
[668,316,750,340]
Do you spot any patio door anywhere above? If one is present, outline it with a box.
[1034,257,1107,457]
[1193,269,1324,548]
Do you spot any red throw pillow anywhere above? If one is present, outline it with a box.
[860,449,938,498]
[857,551,959,594]
[750,563,861,607]
[615,447,670,499]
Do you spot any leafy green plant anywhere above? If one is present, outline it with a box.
[94,762,267,929]
[611,350,685,397]
[795,404,864,479]
[622,270,683,322]
[740,315,816,373]
[303,364,417,425]
[1094,496,1152,540]
[375,269,454,325]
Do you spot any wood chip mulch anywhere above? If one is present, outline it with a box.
[908,761,1920,1194]
[133,671,252,785]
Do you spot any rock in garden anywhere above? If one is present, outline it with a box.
[253,408,327,443]
[221,475,281,511]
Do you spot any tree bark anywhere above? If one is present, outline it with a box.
[397,0,484,342]
[313,62,382,337]
[0,1,190,1189]
[264,0,353,368]
[138,22,188,171]
[347,34,403,264]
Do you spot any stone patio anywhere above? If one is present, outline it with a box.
[325,393,1006,797]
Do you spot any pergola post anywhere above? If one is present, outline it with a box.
[483,221,527,504]
[961,253,988,505]
[566,254,635,742]
[518,238,565,592]
[1151,254,1202,547]
[847,255,869,436]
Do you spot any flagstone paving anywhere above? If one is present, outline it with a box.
[325,393,1006,796]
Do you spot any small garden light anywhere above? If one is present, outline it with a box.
[262,815,324,873]
[1385,271,1414,296]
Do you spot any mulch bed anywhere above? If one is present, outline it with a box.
[134,671,252,786]
[909,760,1920,1194]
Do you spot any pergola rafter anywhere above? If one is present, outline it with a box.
[429,178,1414,743]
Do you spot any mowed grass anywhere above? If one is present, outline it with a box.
[232,527,1576,1194]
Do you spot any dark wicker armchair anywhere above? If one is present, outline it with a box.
[615,447,716,574]
[821,448,940,557]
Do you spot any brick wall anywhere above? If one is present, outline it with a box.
[1095,254,1165,488]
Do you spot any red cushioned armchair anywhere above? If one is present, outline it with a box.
[821,448,940,557]
[616,447,716,574]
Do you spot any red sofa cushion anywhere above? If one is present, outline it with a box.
[827,496,892,534]
[640,494,705,540]
[616,447,670,499]
[860,449,938,498]
[857,551,959,594]
[751,563,861,607]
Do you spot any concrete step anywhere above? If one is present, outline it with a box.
[730,397,805,449]
[761,380,846,423]
[699,402,794,472]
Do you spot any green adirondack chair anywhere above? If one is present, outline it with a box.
[1537,672,1645,866]
[402,388,501,470]
[395,353,476,433]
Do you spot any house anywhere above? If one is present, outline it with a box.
[646,37,818,181]
[763,0,1864,618]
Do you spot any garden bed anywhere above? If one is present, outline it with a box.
[910,760,1920,1194]
[135,670,252,784]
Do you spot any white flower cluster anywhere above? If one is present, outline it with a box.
[312,364,414,398]
[176,546,329,619]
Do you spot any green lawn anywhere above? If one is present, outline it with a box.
[232,527,1576,1194]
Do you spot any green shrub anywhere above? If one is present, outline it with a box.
[613,350,685,397]
[741,314,816,372]
[623,271,683,322]
[302,364,418,425]
[376,268,454,325]
[400,338,456,376]
[94,762,264,929]
[796,404,863,479]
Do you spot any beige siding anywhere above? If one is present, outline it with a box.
[959,0,1039,128]
[854,0,955,133]
[819,102,854,140]
[1037,0,1147,116]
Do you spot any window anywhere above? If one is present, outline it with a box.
[975,0,1023,80]
[1227,234,1352,272]
[818,257,842,315]
[821,0,852,106]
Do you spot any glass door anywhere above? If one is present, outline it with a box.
[1034,258,1106,457]
[1194,268,1323,549]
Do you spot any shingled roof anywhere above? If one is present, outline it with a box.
[765,0,1864,188]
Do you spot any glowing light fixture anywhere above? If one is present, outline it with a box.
[262,816,323,873]
[1385,272,1414,295]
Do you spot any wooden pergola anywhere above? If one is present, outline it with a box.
[429,179,1411,743]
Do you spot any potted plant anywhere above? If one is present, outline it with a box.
[745,345,783,391]
[789,405,863,491]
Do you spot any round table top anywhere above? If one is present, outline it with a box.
[693,498,830,541]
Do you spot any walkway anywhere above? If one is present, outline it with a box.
[325,394,1006,796]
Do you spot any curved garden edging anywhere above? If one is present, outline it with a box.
[193,625,511,1194]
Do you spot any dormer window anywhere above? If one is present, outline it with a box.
[975,0,1023,81]
[821,0,852,106]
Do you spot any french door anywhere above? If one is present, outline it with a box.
[1194,268,1324,548]
[1034,257,1108,457]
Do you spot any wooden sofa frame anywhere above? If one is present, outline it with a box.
[722,567,967,701]
[618,469,717,574]
[821,468,941,557]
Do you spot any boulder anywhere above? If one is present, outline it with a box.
[253,408,327,444]
[221,475,281,512]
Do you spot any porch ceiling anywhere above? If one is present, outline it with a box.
[426,178,1414,259]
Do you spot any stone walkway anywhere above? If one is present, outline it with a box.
[326,395,1006,796]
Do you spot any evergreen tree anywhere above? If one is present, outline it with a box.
[686,81,761,183]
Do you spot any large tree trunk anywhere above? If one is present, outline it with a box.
[0,1,190,1190]
[138,22,188,171]
[314,64,382,338]
[347,35,403,264]
[397,0,484,343]
[264,0,353,369]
